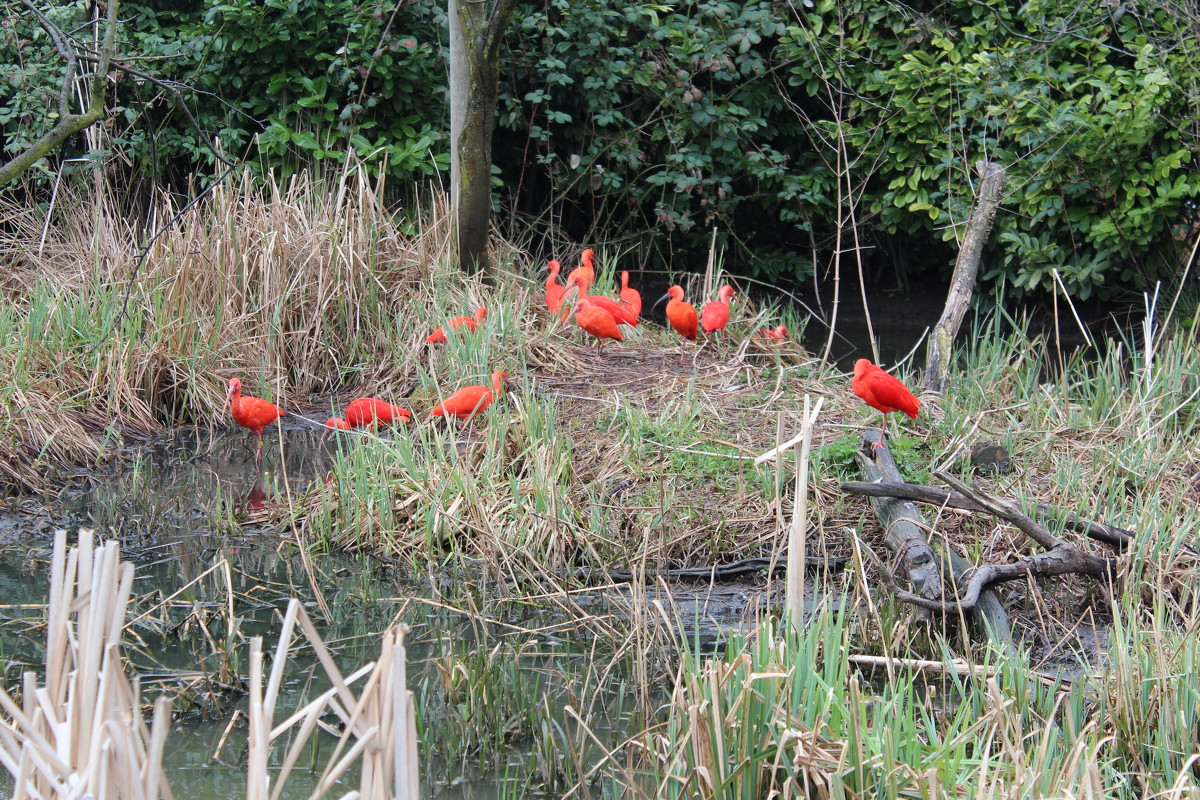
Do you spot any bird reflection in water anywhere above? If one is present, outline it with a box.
[243,470,273,513]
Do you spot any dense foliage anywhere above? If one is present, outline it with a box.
[2,0,1198,296]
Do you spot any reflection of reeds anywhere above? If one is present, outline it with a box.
[0,529,173,799]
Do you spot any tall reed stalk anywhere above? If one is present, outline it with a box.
[0,529,173,799]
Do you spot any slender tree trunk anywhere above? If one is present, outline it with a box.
[449,0,513,276]
[923,161,1007,393]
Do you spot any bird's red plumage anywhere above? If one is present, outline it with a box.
[574,300,623,343]
[429,370,507,420]
[565,249,595,297]
[545,260,566,312]
[427,308,487,343]
[852,359,920,419]
[755,324,788,340]
[227,378,285,437]
[663,286,699,341]
[619,271,642,318]
[581,294,637,327]
[701,285,734,334]
[345,397,412,427]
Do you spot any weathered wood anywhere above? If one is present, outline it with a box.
[861,472,1118,614]
[933,540,1013,651]
[839,481,1135,549]
[923,161,1007,393]
[855,431,942,608]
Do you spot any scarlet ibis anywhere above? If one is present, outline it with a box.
[427,307,488,343]
[323,416,353,430]
[429,370,509,420]
[573,298,622,359]
[701,285,734,336]
[565,249,595,297]
[226,377,285,464]
[653,285,699,342]
[573,285,637,328]
[545,260,567,313]
[619,271,642,319]
[851,358,920,453]
[345,397,412,427]
[754,324,788,340]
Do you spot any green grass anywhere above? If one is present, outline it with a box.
[9,169,1200,797]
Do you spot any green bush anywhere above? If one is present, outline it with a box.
[2,0,1197,296]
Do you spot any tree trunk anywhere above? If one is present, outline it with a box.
[923,161,1007,393]
[448,0,510,276]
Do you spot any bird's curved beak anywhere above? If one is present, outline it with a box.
[652,292,671,310]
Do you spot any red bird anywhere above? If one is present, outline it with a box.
[427,307,488,343]
[701,285,735,336]
[574,286,638,328]
[226,377,285,464]
[429,370,509,420]
[346,397,412,427]
[754,324,788,340]
[653,285,699,342]
[851,359,921,452]
[573,298,623,359]
[619,271,642,319]
[545,260,567,314]
[565,249,595,298]
[323,416,353,431]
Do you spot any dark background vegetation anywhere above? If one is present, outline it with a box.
[2,0,1198,298]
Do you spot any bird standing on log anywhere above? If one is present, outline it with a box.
[851,359,920,452]
[226,377,285,465]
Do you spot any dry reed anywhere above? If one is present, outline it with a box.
[0,529,173,799]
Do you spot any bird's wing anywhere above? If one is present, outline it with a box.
[867,372,920,417]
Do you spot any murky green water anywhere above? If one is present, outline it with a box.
[0,421,758,798]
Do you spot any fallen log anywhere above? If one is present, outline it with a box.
[855,432,942,620]
[840,481,1135,549]
[934,539,1013,651]
[856,432,1014,641]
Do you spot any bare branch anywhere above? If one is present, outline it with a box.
[20,0,75,118]
[840,480,1136,549]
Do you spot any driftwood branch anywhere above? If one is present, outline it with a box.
[934,539,1013,649]
[859,471,1118,614]
[855,432,942,614]
[923,161,1007,393]
[840,480,1135,549]
[856,431,1013,640]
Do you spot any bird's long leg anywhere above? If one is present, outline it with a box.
[870,414,888,456]
[255,437,265,466]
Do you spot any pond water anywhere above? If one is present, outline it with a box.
[0,419,770,798]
